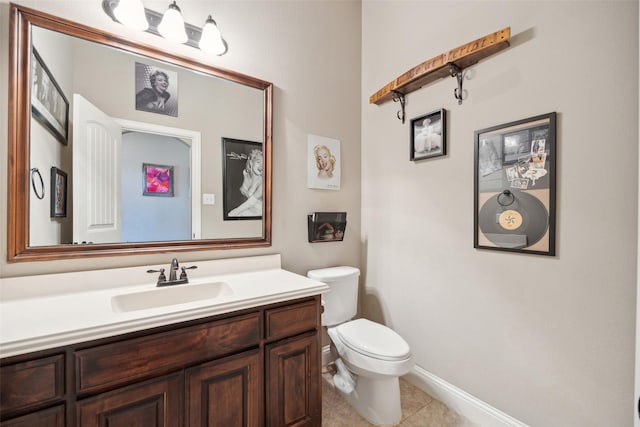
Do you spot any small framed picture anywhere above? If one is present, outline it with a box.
[31,48,69,145]
[307,134,341,190]
[222,138,263,220]
[135,62,178,117]
[50,167,67,217]
[142,163,174,196]
[410,109,446,161]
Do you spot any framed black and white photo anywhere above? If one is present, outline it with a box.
[222,138,263,220]
[410,109,446,161]
[50,167,67,218]
[135,62,178,117]
[474,112,556,256]
[31,48,69,145]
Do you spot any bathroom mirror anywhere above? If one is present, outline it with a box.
[7,4,273,262]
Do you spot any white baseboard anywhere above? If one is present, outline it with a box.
[404,365,529,427]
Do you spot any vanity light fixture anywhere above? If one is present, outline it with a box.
[199,15,227,55]
[157,1,188,44]
[113,0,148,31]
[102,0,228,55]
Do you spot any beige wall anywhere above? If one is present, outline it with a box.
[0,0,362,277]
[361,1,637,427]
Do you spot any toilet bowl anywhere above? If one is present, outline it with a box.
[329,318,414,378]
[307,266,414,426]
[327,318,414,426]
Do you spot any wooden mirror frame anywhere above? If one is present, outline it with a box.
[7,4,273,262]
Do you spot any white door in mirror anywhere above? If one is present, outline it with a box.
[73,94,123,244]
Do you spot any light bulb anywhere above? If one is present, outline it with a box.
[113,0,148,31]
[199,15,227,55]
[158,1,188,44]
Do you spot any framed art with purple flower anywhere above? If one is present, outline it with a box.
[142,163,174,197]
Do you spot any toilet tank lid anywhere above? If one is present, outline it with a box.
[307,266,360,282]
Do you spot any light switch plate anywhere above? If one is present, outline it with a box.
[203,193,215,205]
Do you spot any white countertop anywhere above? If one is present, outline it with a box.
[0,255,329,359]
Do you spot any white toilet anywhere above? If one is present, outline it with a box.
[307,266,414,426]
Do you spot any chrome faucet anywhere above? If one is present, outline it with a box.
[147,258,198,287]
[169,258,180,282]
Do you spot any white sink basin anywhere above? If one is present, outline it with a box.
[111,282,233,313]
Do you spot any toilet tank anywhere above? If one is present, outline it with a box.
[307,266,360,327]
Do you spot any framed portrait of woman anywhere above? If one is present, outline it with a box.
[222,138,263,220]
[135,62,178,117]
[307,134,341,190]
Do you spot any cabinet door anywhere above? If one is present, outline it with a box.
[76,372,182,427]
[186,349,262,427]
[266,333,320,427]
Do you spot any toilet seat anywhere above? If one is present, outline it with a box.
[336,318,411,361]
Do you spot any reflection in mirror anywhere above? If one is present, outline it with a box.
[8,4,272,261]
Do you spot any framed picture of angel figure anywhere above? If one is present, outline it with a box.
[410,109,446,161]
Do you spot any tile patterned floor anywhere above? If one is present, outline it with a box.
[321,369,477,427]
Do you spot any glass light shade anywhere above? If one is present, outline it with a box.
[199,16,227,55]
[157,1,188,44]
[113,0,148,31]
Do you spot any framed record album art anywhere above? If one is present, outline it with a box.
[474,112,556,256]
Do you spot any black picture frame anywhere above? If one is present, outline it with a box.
[410,109,446,161]
[31,48,69,145]
[222,138,263,220]
[50,167,67,218]
[474,112,556,256]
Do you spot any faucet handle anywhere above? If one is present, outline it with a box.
[147,268,167,283]
[179,265,198,280]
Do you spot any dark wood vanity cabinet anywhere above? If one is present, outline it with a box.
[264,300,321,426]
[0,296,321,427]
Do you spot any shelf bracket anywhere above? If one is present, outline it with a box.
[449,63,464,105]
[392,91,406,123]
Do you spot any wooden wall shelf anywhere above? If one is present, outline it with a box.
[369,27,511,116]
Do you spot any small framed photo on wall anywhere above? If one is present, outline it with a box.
[410,109,446,161]
[307,134,341,190]
[135,62,178,117]
[50,167,67,218]
[142,163,174,197]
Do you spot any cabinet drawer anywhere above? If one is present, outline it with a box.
[0,405,64,427]
[265,299,318,341]
[75,312,261,394]
[0,355,64,415]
